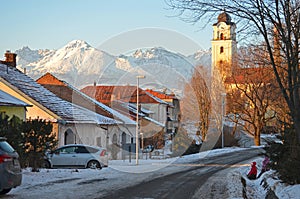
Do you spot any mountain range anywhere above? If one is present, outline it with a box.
[16,40,211,94]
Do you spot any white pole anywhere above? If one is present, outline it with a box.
[221,93,226,148]
[136,75,145,165]
[136,77,139,165]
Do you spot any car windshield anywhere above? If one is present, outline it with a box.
[0,141,15,153]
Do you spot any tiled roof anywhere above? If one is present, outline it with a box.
[145,89,177,100]
[0,89,31,107]
[81,85,168,105]
[111,100,164,127]
[224,67,274,84]
[37,73,135,125]
[0,64,117,125]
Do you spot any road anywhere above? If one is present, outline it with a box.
[5,148,263,199]
[100,148,263,199]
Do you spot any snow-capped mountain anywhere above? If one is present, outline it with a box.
[16,40,211,91]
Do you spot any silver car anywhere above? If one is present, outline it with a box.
[44,144,108,169]
[0,137,22,195]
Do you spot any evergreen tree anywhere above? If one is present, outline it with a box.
[0,113,24,162]
[21,118,57,171]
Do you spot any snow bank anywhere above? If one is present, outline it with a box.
[227,157,300,199]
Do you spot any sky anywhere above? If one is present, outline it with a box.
[0,0,212,57]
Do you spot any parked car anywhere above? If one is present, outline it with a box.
[44,144,108,169]
[0,137,22,195]
[142,145,154,153]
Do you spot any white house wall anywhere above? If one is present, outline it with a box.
[143,103,167,125]
[58,123,110,147]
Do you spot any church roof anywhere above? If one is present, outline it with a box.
[218,11,231,23]
[224,67,274,84]
[214,11,235,25]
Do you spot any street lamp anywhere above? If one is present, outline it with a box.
[221,93,226,148]
[136,75,145,165]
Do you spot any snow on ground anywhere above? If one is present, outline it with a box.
[8,147,300,199]
[227,156,300,199]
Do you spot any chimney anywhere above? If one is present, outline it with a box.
[2,51,17,67]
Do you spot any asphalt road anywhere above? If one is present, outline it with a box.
[100,148,263,199]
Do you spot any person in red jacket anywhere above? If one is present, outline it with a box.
[247,162,257,180]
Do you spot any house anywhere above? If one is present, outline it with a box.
[145,89,181,135]
[0,52,119,151]
[111,100,165,149]
[0,89,31,120]
[81,85,168,148]
[81,85,170,123]
[36,72,137,159]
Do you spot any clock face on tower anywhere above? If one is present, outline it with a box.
[217,22,227,32]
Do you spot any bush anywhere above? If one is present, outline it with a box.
[0,113,57,170]
[266,128,300,184]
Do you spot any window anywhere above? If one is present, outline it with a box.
[220,33,224,40]
[220,46,224,54]
[58,146,76,153]
[112,134,117,144]
[96,137,102,147]
[122,132,126,144]
[0,140,15,153]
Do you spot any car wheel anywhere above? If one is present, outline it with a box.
[42,160,51,168]
[0,188,12,195]
[87,160,101,169]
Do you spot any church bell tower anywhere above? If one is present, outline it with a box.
[211,11,237,80]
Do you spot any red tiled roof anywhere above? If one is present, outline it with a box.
[145,89,177,100]
[36,73,65,86]
[225,67,274,84]
[81,85,161,105]
[36,73,113,118]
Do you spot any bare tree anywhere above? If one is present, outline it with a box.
[166,0,300,143]
[226,45,281,145]
[181,65,211,141]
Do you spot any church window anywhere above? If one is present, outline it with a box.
[220,46,224,54]
[220,33,224,40]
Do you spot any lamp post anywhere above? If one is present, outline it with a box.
[136,75,145,165]
[221,93,226,148]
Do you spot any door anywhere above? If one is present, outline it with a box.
[51,146,76,167]
[72,146,91,167]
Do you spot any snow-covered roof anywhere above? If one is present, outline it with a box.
[113,100,164,126]
[36,72,135,125]
[128,103,154,115]
[0,64,117,125]
[59,78,136,125]
[0,89,31,107]
[116,100,146,117]
[143,116,165,127]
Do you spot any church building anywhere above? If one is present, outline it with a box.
[211,11,237,81]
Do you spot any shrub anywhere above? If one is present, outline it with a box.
[266,128,300,184]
